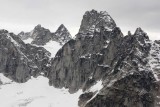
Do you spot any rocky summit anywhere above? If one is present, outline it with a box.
[18,24,72,45]
[0,9,160,107]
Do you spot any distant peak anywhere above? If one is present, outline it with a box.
[57,24,68,32]
[54,24,72,44]
[90,9,97,13]
[33,24,50,33]
[100,11,108,15]
[134,27,145,35]
[18,31,25,35]
[84,9,109,16]
[0,29,8,34]
[84,9,111,19]
[35,24,42,29]
[134,27,149,40]
[134,27,148,37]
[59,24,65,28]
[84,9,97,15]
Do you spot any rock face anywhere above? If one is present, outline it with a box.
[30,24,53,45]
[18,31,31,40]
[18,24,72,45]
[48,10,160,107]
[0,30,51,82]
[82,28,159,107]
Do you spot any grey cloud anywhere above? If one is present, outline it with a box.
[0,0,159,39]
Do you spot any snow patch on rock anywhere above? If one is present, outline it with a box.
[23,38,33,44]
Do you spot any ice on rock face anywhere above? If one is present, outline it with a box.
[88,80,103,93]
[83,80,103,106]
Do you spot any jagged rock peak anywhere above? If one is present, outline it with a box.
[54,24,72,44]
[84,9,109,17]
[34,24,48,31]
[17,24,72,45]
[134,27,149,40]
[33,24,50,33]
[17,24,48,41]
[31,25,52,45]
[57,24,67,31]
[78,9,116,35]
[0,29,9,34]
[127,31,132,36]
[18,31,31,40]
[134,27,146,35]
[55,24,71,37]
[34,24,42,29]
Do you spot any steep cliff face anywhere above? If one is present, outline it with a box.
[49,10,160,107]
[0,30,51,82]
[49,27,123,93]
[49,10,120,92]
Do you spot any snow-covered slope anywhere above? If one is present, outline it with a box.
[42,40,62,57]
[23,39,61,58]
[0,73,82,107]
[23,38,33,44]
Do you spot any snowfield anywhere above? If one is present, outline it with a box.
[42,40,62,58]
[23,38,62,58]
[0,74,82,107]
[23,38,33,44]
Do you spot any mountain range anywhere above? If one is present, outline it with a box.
[0,9,159,107]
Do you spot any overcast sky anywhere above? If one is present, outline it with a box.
[0,0,159,40]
